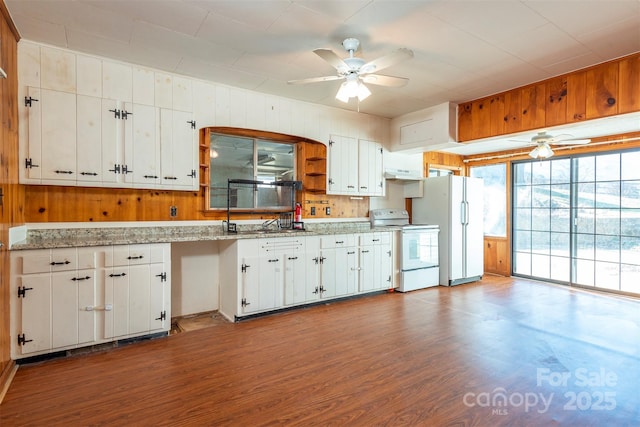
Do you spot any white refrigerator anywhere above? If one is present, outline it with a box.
[412,175,484,286]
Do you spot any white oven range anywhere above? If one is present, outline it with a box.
[370,209,440,292]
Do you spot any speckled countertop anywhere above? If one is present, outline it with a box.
[11,222,401,250]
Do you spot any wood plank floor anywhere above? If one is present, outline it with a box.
[1,276,639,426]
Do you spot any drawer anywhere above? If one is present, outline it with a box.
[109,244,151,266]
[360,232,390,246]
[320,234,354,249]
[21,249,77,274]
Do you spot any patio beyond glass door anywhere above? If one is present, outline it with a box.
[512,150,640,296]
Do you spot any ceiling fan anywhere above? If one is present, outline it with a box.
[512,132,592,159]
[288,38,414,103]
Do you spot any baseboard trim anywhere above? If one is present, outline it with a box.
[0,361,18,404]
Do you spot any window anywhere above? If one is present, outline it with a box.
[208,133,295,209]
[470,163,507,237]
[512,150,640,295]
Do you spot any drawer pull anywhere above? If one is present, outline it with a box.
[50,260,71,266]
[71,276,91,281]
[127,255,144,260]
[109,273,127,277]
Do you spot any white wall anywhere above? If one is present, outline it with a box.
[171,241,220,317]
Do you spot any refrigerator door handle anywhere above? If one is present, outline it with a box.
[460,201,466,225]
[466,201,470,225]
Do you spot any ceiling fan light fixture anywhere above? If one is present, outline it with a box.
[336,75,370,103]
[529,143,554,159]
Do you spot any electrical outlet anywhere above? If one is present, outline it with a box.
[170,206,177,217]
[310,207,316,216]
[326,207,331,215]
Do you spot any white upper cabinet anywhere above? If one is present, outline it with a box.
[76,94,103,184]
[76,55,102,97]
[125,102,160,187]
[327,134,357,195]
[133,67,155,106]
[155,72,193,112]
[358,139,384,196]
[327,135,384,196]
[26,87,77,184]
[40,47,76,93]
[103,61,132,102]
[159,109,197,190]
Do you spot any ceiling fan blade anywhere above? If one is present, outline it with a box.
[550,138,591,145]
[547,133,575,142]
[361,74,409,87]
[313,48,349,72]
[359,48,414,74]
[287,75,344,85]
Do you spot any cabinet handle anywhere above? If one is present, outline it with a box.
[347,251,355,255]
[360,186,367,189]
[80,172,98,176]
[50,260,71,266]
[144,175,158,179]
[335,241,344,244]
[71,276,91,281]
[268,259,279,263]
[361,250,370,253]
[372,239,380,242]
[287,256,298,260]
[347,185,355,189]
[164,176,178,180]
[54,170,74,174]
[127,255,144,260]
[312,286,319,294]
[109,273,127,277]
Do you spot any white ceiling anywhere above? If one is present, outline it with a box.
[5,0,640,152]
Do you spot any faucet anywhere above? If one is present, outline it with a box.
[261,218,280,230]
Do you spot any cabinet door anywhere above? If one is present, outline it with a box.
[258,253,281,310]
[104,266,129,338]
[24,86,43,181]
[345,247,359,295]
[77,268,98,344]
[149,263,168,332]
[320,248,337,298]
[128,264,152,335]
[359,247,375,292]
[101,98,124,185]
[124,102,160,187]
[334,246,354,296]
[373,241,393,290]
[19,275,52,354]
[240,253,261,314]
[77,94,103,183]
[51,271,79,349]
[327,135,357,194]
[283,252,305,306]
[160,109,197,189]
[358,139,384,196]
[304,236,321,302]
[31,88,77,182]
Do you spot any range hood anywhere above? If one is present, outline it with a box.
[384,168,423,181]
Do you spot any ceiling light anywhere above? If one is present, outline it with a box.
[529,143,554,159]
[336,74,371,103]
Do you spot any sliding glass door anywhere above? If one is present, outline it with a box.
[512,150,640,295]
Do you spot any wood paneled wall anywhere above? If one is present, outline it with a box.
[0,0,21,400]
[458,53,640,142]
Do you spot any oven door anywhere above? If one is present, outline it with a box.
[401,227,439,271]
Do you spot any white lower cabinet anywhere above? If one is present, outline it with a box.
[11,243,171,359]
[359,232,393,292]
[219,232,394,322]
